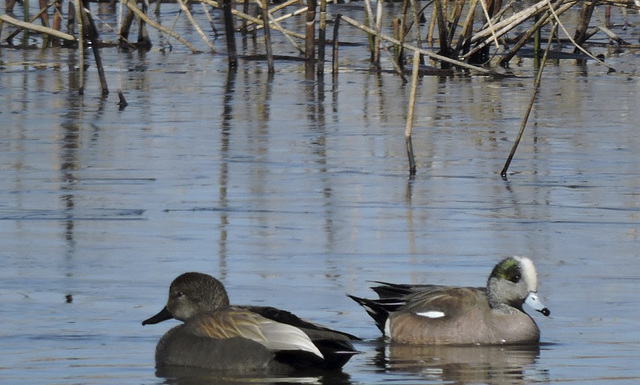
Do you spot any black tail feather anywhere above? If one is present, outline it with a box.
[371,281,444,299]
[347,294,405,335]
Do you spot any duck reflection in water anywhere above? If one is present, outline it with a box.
[374,342,546,384]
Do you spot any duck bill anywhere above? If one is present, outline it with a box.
[142,306,174,325]
[524,292,550,317]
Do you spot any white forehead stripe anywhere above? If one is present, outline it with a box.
[514,256,538,292]
[416,311,446,318]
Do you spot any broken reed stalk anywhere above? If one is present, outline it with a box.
[362,5,374,59]
[117,89,128,110]
[176,0,215,52]
[500,0,573,66]
[119,1,136,46]
[243,0,306,32]
[533,11,541,62]
[269,0,302,14]
[76,0,84,93]
[241,0,250,31]
[405,50,420,177]
[265,6,304,53]
[201,3,218,36]
[22,0,29,46]
[317,0,326,75]
[545,0,614,70]
[427,5,436,46]
[393,18,400,62]
[466,0,576,53]
[409,0,423,55]
[363,0,378,66]
[453,0,479,57]
[447,0,465,47]
[201,0,305,39]
[375,0,383,66]
[434,0,452,67]
[500,3,556,65]
[396,0,410,67]
[232,0,304,51]
[573,0,596,51]
[258,7,309,31]
[0,14,75,42]
[305,0,316,63]
[339,15,494,75]
[500,23,557,180]
[478,0,500,51]
[222,0,238,68]
[259,0,275,73]
[240,6,307,55]
[243,0,302,31]
[123,0,199,53]
[342,9,405,79]
[598,25,627,45]
[332,14,341,75]
[465,0,575,59]
[364,0,382,69]
[4,1,52,44]
[119,0,151,48]
[81,1,109,95]
[136,2,151,47]
[52,0,62,47]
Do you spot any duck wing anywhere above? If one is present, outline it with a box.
[188,309,324,360]
[349,284,487,334]
[243,305,359,340]
[243,305,359,370]
[398,286,488,319]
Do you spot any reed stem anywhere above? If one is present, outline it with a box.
[76,0,83,93]
[222,0,237,67]
[500,23,557,180]
[317,0,326,76]
[332,14,341,76]
[259,0,275,73]
[405,50,420,177]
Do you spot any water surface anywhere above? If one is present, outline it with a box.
[1,2,640,384]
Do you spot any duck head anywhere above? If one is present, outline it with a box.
[487,256,550,316]
[143,272,231,325]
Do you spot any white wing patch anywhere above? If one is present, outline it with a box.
[416,311,446,318]
[255,319,324,359]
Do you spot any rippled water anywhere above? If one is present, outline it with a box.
[2,1,640,384]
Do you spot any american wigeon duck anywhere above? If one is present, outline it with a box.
[143,272,358,373]
[348,256,550,345]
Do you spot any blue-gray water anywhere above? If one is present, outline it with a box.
[1,1,640,384]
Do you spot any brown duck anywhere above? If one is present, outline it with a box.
[143,272,358,373]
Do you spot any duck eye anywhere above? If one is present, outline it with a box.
[176,292,184,298]
[509,274,521,283]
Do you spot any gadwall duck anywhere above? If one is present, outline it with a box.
[143,272,358,373]
[348,256,550,345]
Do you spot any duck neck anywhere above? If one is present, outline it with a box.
[486,278,522,314]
